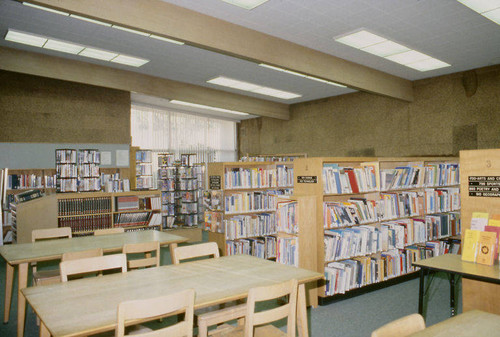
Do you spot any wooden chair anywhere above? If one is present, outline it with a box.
[122,241,160,270]
[206,279,299,337]
[371,313,425,337]
[116,288,195,337]
[172,242,220,264]
[94,227,125,236]
[31,227,72,286]
[60,253,127,282]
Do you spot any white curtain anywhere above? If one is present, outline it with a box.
[131,104,237,187]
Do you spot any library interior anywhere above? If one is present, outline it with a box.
[1,0,500,336]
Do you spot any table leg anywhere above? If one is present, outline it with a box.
[17,262,28,337]
[169,243,178,264]
[418,268,425,316]
[297,283,309,337]
[449,274,456,316]
[4,262,14,323]
[40,322,50,337]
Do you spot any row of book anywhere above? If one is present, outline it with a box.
[57,179,78,193]
[224,191,277,214]
[178,178,198,191]
[276,200,298,234]
[78,150,100,164]
[277,236,299,267]
[7,174,57,190]
[324,213,461,262]
[380,166,424,191]
[136,150,152,163]
[56,164,77,178]
[424,163,459,187]
[58,197,112,216]
[224,167,292,189]
[78,178,101,192]
[58,214,112,232]
[136,176,153,189]
[324,241,453,296]
[136,164,153,176]
[177,214,199,226]
[159,168,176,179]
[424,188,460,213]
[224,213,276,240]
[204,211,223,232]
[323,164,378,194]
[114,212,151,227]
[226,236,277,260]
[78,164,100,178]
[276,165,294,187]
[55,149,77,163]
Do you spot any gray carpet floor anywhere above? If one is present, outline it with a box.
[0,241,461,337]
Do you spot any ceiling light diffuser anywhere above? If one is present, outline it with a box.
[405,58,451,71]
[170,100,249,116]
[112,25,150,37]
[483,7,500,24]
[79,47,118,61]
[457,0,500,13]
[23,2,69,16]
[111,54,150,67]
[385,50,431,65]
[5,29,47,47]
[335,30,386,49]
[207,76,301,100]
[361,40,410,57]
[259,64,286,72]
[150,35,185,45]
[44,39,85,54]
[253,87,301,99]
[70,14,112,27]
[221,0,269,10]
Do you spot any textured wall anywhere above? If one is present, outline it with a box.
[0,70,131,144]
[239,65,500,157]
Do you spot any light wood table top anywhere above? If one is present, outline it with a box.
[409,310,500,337]
[412,254,500,282]
[23,255,323,337]
[0,230,187,264]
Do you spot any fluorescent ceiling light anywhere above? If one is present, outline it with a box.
[406,58,451,72]
[253,87,301,99]
[259,63,347,88]
[23,2,69,16]
[111,54,149,67]
[336,29,450,72]
[170,100,249,116]
[208,76,301,100]
[79,47,118,61]
[221,0,268,10]
[361,40,410,57]
[112,25,150,37]
[457,0,500,13]
[483,7,500,24]
[5,29,47,47]
[335,30,386,49]
[70,14,112,27]
[44,39,85,54]
[150,34,185,45]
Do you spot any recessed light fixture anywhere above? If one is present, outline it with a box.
[259,64,347,87]
[70,14,112,27]
[220,0,268,10]
[150,35,184,45]
[4,29,150,67]
[207,76,301,100]
[23,2,69,16]
[112,25,150,37]
[170,100,249,116]
[458,0,500,25]
[335,30,451,71]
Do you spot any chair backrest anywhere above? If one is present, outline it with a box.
[61,248,103,262]
[94,227,125,236]
[172,242,220,265]
[122,241,160,270]
[32,227,72,242]
[116,288,195,337]
[245,279,298,337]
[60,253,127,282]
[371,313,425,337]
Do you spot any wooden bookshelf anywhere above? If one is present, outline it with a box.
[293,156,461,299]
[459,149,500,315]
[13,191,161,243]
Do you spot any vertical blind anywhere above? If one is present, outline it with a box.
[131,104,237,186]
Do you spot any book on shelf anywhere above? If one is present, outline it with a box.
[322,164,377,194]
[148,213,162,227]
[116,196,139,211]
[485,226,500,261]
[114,212,151,227]
[58,197,111,216]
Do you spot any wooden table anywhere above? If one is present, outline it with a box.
[409,310,500,336]
[22,255,323,337]
[412,254,500,317]
[0,230,188,337]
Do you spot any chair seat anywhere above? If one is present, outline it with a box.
[33,269,61,286]
[209,323,286,337]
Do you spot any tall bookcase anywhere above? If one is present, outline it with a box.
[56,149,78,193]
[12,191,161,243]
[134,149,153,190]
[293,157,461,299]
[459,149,500,315]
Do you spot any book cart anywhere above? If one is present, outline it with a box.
[293,156,461,302]
[11,190,161,243]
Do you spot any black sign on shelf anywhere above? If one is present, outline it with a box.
[468,176,500,197]
[209,175,221,190]
[297,176,317,184]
